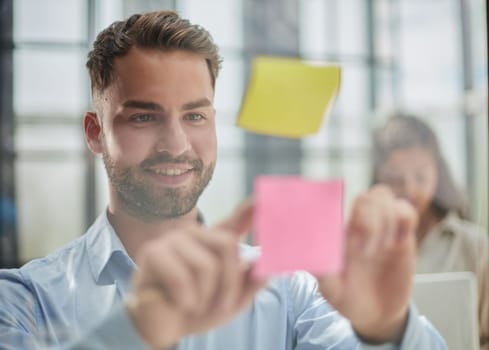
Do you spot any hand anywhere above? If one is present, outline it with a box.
[126,200,265,349]
[317,185,417,344]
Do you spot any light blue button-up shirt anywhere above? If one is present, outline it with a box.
[0,211,447,349]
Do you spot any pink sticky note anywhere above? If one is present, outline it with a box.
[253,176,344,278]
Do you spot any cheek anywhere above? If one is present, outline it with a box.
[102,127,155,164]
[416,179,438,210]
[423,172,438,198]
[422,184,438,206]
[192,126,217,162]
[417,192,434,207]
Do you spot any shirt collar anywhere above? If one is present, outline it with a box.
[431,211,464,237]
[86,210,136,286]
[85,209,205,286]
[83,210,262,299]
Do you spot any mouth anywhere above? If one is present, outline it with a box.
[148,167,193,176]
[144,164,195,187]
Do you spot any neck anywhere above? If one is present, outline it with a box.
[106,201,200,262]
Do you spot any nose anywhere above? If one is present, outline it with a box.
[154,118,191,156]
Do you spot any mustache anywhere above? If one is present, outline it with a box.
[140,152,203,170]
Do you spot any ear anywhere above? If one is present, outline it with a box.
[84,112,103,154]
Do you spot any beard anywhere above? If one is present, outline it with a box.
[102,151,215,220]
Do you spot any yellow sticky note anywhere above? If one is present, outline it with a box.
[237,56,341,138]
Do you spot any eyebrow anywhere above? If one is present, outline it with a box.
[122,98,212,112]
[122,100,163,111]
[182,98,212,110]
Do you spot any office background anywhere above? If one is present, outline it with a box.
[0,0,487,267]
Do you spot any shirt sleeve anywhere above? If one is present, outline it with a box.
[287,272,448,350]
[0,271,41,350]
[0,270,151,350]
[360,305,448,350]
[62,306,151,350]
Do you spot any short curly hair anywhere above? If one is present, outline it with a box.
[86,10,222,96]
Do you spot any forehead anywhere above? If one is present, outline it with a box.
[384,147,436,168]
[102,47,214,105]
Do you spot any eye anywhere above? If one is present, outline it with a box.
[379,171,402,186]
[184,113,204,121]
[130,114,154,123]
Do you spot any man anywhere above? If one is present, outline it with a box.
[0,10,446,349]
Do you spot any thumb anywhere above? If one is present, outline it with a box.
[214,197,254,236]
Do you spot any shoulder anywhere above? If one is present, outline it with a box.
[19,234,88,284]
[440,213,489,273]
[0,268,33,296]
[0,268,41,330]
[442,213,488,247]
[0,237,88,316]
[0,225,104,325]
[18,212,111,288]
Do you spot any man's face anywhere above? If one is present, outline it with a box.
[91,48,217,220]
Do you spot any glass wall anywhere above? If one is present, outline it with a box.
[13,0,89,261]
[6,0,487,262]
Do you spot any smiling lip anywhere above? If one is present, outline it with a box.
[145,164,194,187]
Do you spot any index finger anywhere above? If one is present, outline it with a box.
[214,197,254,237]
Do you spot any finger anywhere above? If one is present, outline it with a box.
[363,207,387,257]
[381,206,397,252]
[139,235,198,312]
[235,262,267,311]
[172,233,221,314]
[192,263,266,331]
[347,192,383,257]
[376,189,398,252]
[212,252,241,314]
[349,186,400,257]
[214,197,254,237]
[191,229,241,313]
[393,198,417,246]
[191,227,240,258]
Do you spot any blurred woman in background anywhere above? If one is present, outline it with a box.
[371,114,488,349]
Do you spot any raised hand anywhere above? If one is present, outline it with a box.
[317,185,418,344]
[126,200,265,349]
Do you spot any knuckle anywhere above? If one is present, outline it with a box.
[214,232,238,255]
[216,231,235,245]
[351,196,371,217]
[355,192,371,205]
[166,269,186,290]
[371,183,394,196]
[201,254,219,277]
[138,243,161,264]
